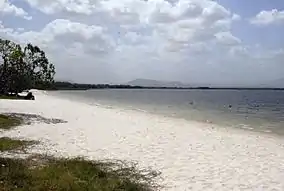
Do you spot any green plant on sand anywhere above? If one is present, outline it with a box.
[0,137,35,152]
[0,155,160,191]
[0,95,21,100]
[0,114,22,130]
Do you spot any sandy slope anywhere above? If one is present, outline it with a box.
[1,91,284,190]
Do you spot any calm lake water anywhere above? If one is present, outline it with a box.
[50,89,284,136]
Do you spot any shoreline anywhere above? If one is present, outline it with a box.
[1,91,284,190]
[48,90,284,139]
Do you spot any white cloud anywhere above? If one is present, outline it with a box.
[0,0,32,20]
[0,21,14,37]
[250,9,284,26]
[1,0,283,85]
[232,14,241,21]
[21,0,239,55]
[13,19,114,56]
[23,0,98,15]
[215,32,241,46]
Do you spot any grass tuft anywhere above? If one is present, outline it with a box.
[0,114,22,130]
[0,137,35,152]
[0,155,160,190]
[0,95,20,100]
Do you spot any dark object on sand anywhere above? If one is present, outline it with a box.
[25,92,35,100]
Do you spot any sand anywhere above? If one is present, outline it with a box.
[1,90,284,190]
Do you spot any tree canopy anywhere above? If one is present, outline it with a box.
[0,39,55,94]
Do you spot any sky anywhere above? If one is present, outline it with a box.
[0,0,284,86]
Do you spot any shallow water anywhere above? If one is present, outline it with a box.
[49,89,284,136]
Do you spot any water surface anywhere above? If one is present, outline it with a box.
[50,89,284,136]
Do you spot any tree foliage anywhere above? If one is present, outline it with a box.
[0,39,55,94]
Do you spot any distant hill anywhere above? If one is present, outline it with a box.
[128,78,284,89]
[127,79,190,88]
[270,78,284,88]
[259,78,284,88]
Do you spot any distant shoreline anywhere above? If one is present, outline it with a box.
[52,87,284,91]
[46,81,284,91]
[45,81,284,91]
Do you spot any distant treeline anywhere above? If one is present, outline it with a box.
[42,81,191,90]
[45,81,144,90]
[37,81,284,91]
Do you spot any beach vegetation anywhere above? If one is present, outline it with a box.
[0,155,160,190]
[0,137,35,152]
[0,95,21,99]
[0,114,22,130]
[0,93,35,100]
[0,38,55,95]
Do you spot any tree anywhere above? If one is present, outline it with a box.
[0,39,19,93]
[0,39,55,94]
[23,43,55,90]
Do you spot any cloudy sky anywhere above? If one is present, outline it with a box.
[1,0,284,86]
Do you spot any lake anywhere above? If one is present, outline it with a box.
[50,89,284,136]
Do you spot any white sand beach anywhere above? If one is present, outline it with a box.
[1,91,284,190]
